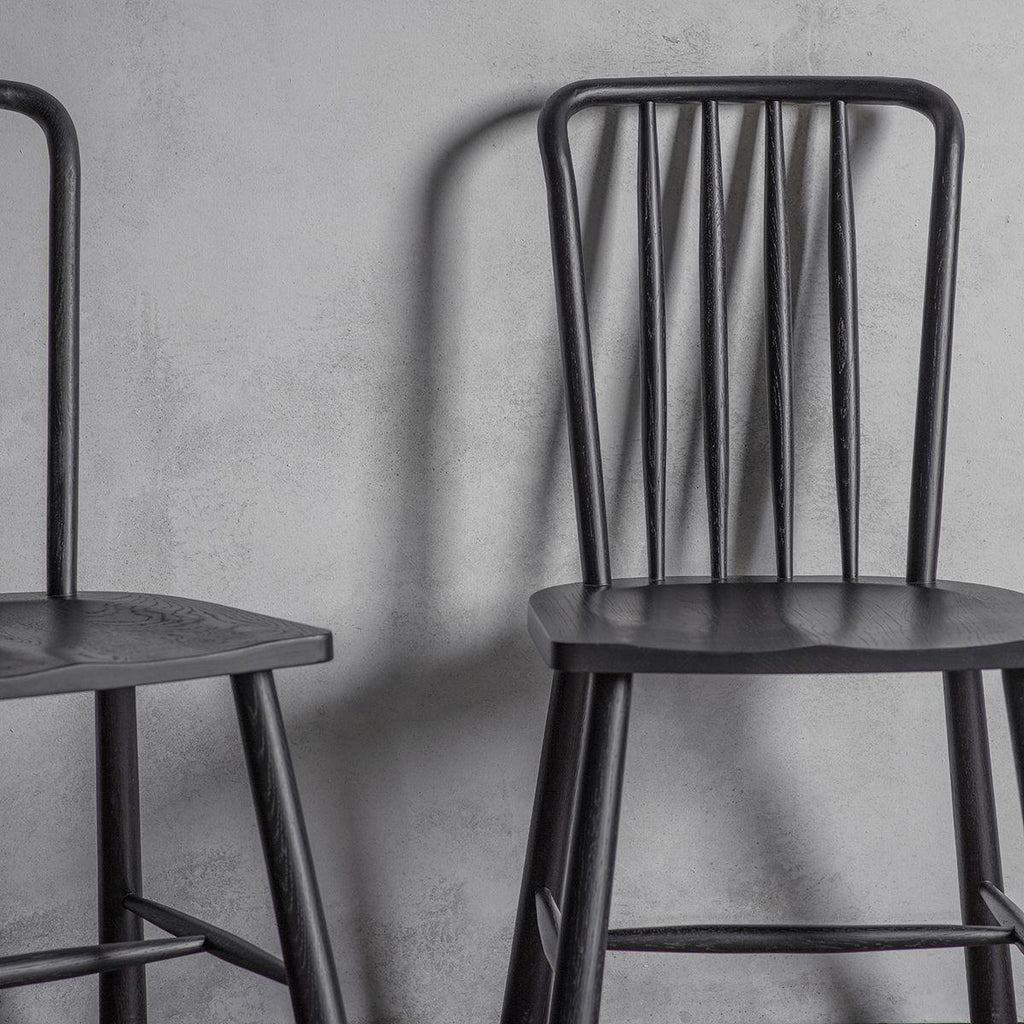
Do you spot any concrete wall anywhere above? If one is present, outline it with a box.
[2,0,1024,1020]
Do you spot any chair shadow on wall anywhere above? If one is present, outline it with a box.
[294,96,888,1021]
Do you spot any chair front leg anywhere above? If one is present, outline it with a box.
[232,670,347,1024]
[501,671,592,1024]
[944,670,1016,1024]
[1000,669,1024,825]
[548,673,632,1024]
[96,686,147,1024]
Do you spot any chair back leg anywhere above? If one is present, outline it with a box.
[944,670,1016,1023]
[501,671,591,1024]
[549,673,632,1024]
[232,670,347,1024]
[96,686,147,1024]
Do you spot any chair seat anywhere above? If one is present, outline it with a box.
[527,576,1024,675]
[0,591,332,699]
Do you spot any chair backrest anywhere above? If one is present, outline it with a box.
[1,82,81,597]
[538,77,964,587]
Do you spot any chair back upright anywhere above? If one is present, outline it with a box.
[1,81,81,597]
[538,77,964,586]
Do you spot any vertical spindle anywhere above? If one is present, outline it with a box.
[828,100,860,580]
[763,100,795,580]
[0,84,82,597]
[637,102,667,581]
[699,100,729,580]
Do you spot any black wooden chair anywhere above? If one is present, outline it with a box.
[0,82,345,1024]
[501,77,1024,1024]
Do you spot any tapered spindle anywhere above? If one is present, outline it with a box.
[699,100,729,580]
[829,100,860,580]
[763,100,794,580]
[637,102,666,581]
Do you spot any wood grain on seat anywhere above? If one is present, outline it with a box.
[0,592,332,698]
[529,576,1024,675]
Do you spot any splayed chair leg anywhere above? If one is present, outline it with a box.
[1001,669,1024,827]
[232,670,347,1024]
[944,670,1016,1024]
[501,671,591,1024]
[548,673,631,1024]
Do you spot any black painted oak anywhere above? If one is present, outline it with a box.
[698,99,728,582]
[945,671,1016,1023]
[637,102,667,583]
[535,887,1015,956]
[537,77,962,586]
[1001,668,1024,833]
[0,937,205,990]
[96,687,146,1022]
[608,924,1012,955]
[0,82,344,1023]
[980,882,1024,952]
[0,592,331,698]
[125,894,288,985]
[233,671,347,1024]
[529,576,1024,675]
[502,76,1017,1024]
[500,672,590,1024]
[763,99,795,580]
[0,81,79,598]
[547,674,630,1024]
[829,99,860,580]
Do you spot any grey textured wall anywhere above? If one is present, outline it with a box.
[3,1,1024,1021]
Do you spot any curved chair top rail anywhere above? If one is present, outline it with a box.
[0,81,81,597]
[537,76,964,587]
[540,76,962,124]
